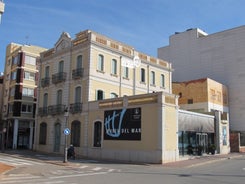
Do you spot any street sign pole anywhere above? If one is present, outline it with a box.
[64,132,68,163]
[63,108,69,163]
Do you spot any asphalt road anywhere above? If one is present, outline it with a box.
[0,151,244,184]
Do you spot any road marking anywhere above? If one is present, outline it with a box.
[79,165,89,169]
[92,167,102,171]
[50,171,108,179]
[0,157,44,166]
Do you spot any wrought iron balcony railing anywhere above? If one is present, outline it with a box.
[41,77,50,87]
[72,68,84,79]
[38,107,48,116]
[48,104,66,115]
[70,103,82,114]
[52,72,67,84]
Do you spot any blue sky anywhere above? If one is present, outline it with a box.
[0,0,245,72]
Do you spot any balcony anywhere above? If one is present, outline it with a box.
[41,77,50,87]
[48,104,66,115]
[52,72,67,84]
[70,103,82,114]
[38,107,48,116]
[72,68,84,79]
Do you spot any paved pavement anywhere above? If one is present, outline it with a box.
[1,149,244,169]
[164,152,245,168]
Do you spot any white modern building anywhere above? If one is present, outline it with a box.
[158,26,245,134]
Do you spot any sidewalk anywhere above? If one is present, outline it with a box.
[0,150,244,174]
[164,152,245,168]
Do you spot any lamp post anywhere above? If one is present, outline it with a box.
[63,107,69,163]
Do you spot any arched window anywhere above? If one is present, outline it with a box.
[54,123,61,152]
[57,90,62,105]
[43,93,48,114]
[97,54,104,71]
[96,90,104,100]
[93,121,102,147]
[75,86,81,103]
[58,60,64,73]
[141,68,145,82]
[45,66,50,78]
[161,74,165,88]
[39,122,47,145]
[71,121,81,147]
[77,55,83,69]
[150,71,155,85]
[111,59,117,75]
[123,66,129,78]
[110,92,118,98]
[43,93,48,107]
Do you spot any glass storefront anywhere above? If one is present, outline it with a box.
[178,131,215,156]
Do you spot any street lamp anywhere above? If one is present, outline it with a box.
[63,107,69,163]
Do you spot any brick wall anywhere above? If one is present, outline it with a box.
[230,132,239,152]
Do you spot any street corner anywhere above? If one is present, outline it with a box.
[0,163,15,175]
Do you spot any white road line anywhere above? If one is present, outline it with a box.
[0,157,44,166]
[108,169,115,172]
[50,171,108,179]
[79,165,89,169]
[92,167,102,171]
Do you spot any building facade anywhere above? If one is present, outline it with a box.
[2,43,46,149]
[34,30,177,163]
[173,78,230,155]
[173,78,229,113]
[36,92,179,164]
[158,26,245,142]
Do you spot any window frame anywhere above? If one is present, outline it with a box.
[39,122,47,145]
[93,121,102,147]
[97,54,104,71]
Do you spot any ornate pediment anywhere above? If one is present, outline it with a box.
[55,32,72,52]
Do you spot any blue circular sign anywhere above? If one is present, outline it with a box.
[64,128,70,135]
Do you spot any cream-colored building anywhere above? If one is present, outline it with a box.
[35,30,179,163]
[2,43,47,149]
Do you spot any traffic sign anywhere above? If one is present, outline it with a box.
[63,128,70,135]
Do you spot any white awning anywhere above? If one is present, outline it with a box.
[178,110,215,133]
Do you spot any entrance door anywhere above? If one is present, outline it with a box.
[196,133,208,153]
[54,123,61,152]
